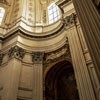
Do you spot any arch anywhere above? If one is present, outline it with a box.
[44,61,80,100]
[44,58,72,81]
[48,2,61,24]
[0,7,5,25]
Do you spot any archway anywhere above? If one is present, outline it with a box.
[45,61,79,100]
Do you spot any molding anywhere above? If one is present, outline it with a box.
[0,43,71,66]
[0,24,64,41]
[56,0,72,7]
[16,36,67,53]
[18,87,32,92]
[3,19,64,37]
[0,13,77,42]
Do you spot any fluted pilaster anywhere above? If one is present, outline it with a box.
[64,14,96,100]
[32,52,44,100]
[1,46,25,100]
[72,0,100,82]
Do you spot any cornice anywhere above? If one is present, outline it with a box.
[18,87,32,92]
[0,13,77,42]
[0,23,64,41]
[4,19,63,37]
[56,0,72,7]
[0,13,77,54]
[0,33,67,55]
[0,43,71,66]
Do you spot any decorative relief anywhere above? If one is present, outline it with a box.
[12,0,20,22]
[63,13,77,26]
[0,0,7,3]
[44,43,70,63]
[43,10,47,23]
[32,52,44,64]
[27,0,34,24]
[8,46,26,59]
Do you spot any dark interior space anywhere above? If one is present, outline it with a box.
[45,61,79,100]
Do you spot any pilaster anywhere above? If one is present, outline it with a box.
[64,14,96,100]
[32,52,44,100]
[72,0,100,83]
[1,46,25,100]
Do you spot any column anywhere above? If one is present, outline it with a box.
[1,46,25,100]
[65,14,96,100]
[72,0,100,81]
[32,52,44,100]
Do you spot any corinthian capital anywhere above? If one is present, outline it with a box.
[8,46,26,59]
[32,52,44,64]
[63,13,76,26]
[0,53,4,65]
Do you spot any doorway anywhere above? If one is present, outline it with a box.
[45,61,79,100]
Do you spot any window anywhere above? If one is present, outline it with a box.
[0,7,5,25]
[48,3,60,24]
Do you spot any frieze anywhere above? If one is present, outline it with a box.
[8,46,26,59]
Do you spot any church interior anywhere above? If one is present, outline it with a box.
[0,0,100,100]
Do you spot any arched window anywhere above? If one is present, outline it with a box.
[48,3,60,24]
[0,7,5,25]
